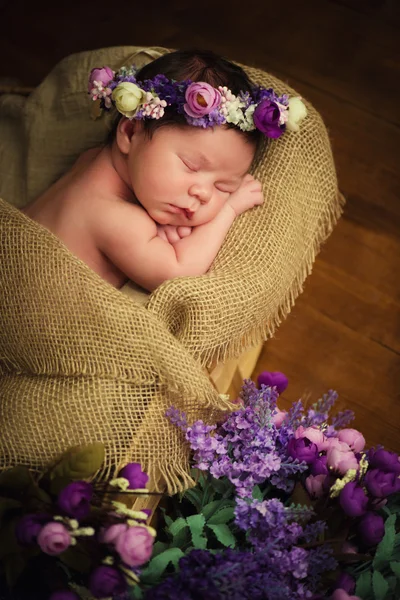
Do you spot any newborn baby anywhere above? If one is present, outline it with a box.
[22,50,305,291]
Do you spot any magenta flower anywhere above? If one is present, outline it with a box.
[118,463,149,489]
[257,371,288,395]
[337,429,366,453]
[15,513,50,546]
[310,455,329,476]
[305,474,326,499]
[331,590,361,600]
[334,572,356,594]
[49,591,80,600]
[253,99,283,138]
[295,425,326,448]
[100,523,128,545]
[89,565,127,598]
[369,449,400,474]
[58,481,93,520]
[115,525,154,567]
[287,437,318,464]
[364,468,400,498]
[339,482,368,517]
[184,82,221,118]
[88,66,114,92]
[357,511,385,546]
[37,522,72,555]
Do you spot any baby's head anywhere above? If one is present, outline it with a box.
[89,50,306,226]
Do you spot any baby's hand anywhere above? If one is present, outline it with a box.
[227,174,263,217]
[156,224,193,244]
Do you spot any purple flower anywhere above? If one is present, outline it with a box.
[369,449,400,474]
[339,482,368,517]
[89,565,127,598]
[184,82,221,118]
[253,99,283,138]
[257,371,288,395]
[37,522,72,555]
[364,468,400,498]
[15,513,50,546]
[115,526,154,567]
[287,437,318,464]
[118,463,149,489]
[310,455,328,476]
[88,66,114,92]
[57,481,93,520]
[334,572,356,594]
[357,512,385,547]
[49,591,80,600]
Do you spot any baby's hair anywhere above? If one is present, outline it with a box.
[108,49,263,150]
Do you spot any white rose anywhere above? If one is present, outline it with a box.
[112,82,146,118]
[286,96,307,132]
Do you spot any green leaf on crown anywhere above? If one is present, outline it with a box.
[48,442,105,494]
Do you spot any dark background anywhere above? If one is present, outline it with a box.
[1,0,399,450]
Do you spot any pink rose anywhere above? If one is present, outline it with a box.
[337,429,366,453]
[100,523,128,545]
[88,66,114,92]
[319,437,349,453]
[332,590,361,600]
[294,426,326,448]
[305,474,326,499]
[115,526,154,567]
[37,522,72,555]
[327,446,359,474]
[184,82,221,118]
[272,408,288,428]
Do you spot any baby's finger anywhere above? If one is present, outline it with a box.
[177,226,193,238]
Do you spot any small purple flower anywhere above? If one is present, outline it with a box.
[334,572,356,594]
[37,522,72,555]
[88,66,114,92]
[184,82,221,118]
[58,481,93,520]
[118,463,149,489]
[49,591,80,600]
[310,454,329,476]
[15,513,51,546]
[253,99,283,138]
[364,468,400,498]
[339,482,368,517]
[89,565,127,598]
[257,371,288,395]
[357,511,385,546]
[369,449,400,474]
[287,437,318,464]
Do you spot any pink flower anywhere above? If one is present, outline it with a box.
[294,426,326,448]
[88,66,114,92]
[332,589,361,600]
[319,437,348,453]
[115,526,154,567]
[305,474,326,498]
[327,446,359,474]
[100,523,128,545]
[37,522,72,555]
[184,82,221,118]
[272,408,287,428]
[337,429,366,453]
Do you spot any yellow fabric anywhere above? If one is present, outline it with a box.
[0,46,344,492]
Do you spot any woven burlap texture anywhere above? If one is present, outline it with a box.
[0,46,344,493]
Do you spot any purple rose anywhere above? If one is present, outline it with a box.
[15,513,51,546]
[37,522,72,555]
[253,99,283,138]
[287,437,318,464]
[58,481,93,520]
[364,469,400,498]
[311,454,329,476]
[257,371,288,395]
[369,449,400,474]
[49,592,80,600]
[88,66,114,92]
[118,463,149,489]
[184,82,221,118]
[357,511,385,546]
[339,482,368,517]
[334,572,356,594]
[89,565,127,598]
[115,526,154,567]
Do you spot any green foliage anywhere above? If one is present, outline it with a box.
[373,515,396,571]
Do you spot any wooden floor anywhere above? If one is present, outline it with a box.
[1,0,399,451]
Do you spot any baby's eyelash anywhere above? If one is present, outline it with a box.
[181,158,197,172]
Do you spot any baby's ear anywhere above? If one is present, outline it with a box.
[115,118,137,154]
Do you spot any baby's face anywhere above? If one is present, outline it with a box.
[125,123,255,226]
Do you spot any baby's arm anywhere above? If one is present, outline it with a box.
[96,175,262,291]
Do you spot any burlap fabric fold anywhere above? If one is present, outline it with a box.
[0,46,344,492]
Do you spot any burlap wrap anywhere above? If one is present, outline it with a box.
[0,46,344,492]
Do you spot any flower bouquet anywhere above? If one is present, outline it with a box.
[1,372,400,599]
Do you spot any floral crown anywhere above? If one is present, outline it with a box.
[88,65,307,139]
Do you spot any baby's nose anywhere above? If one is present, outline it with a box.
[189,183,212,204]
